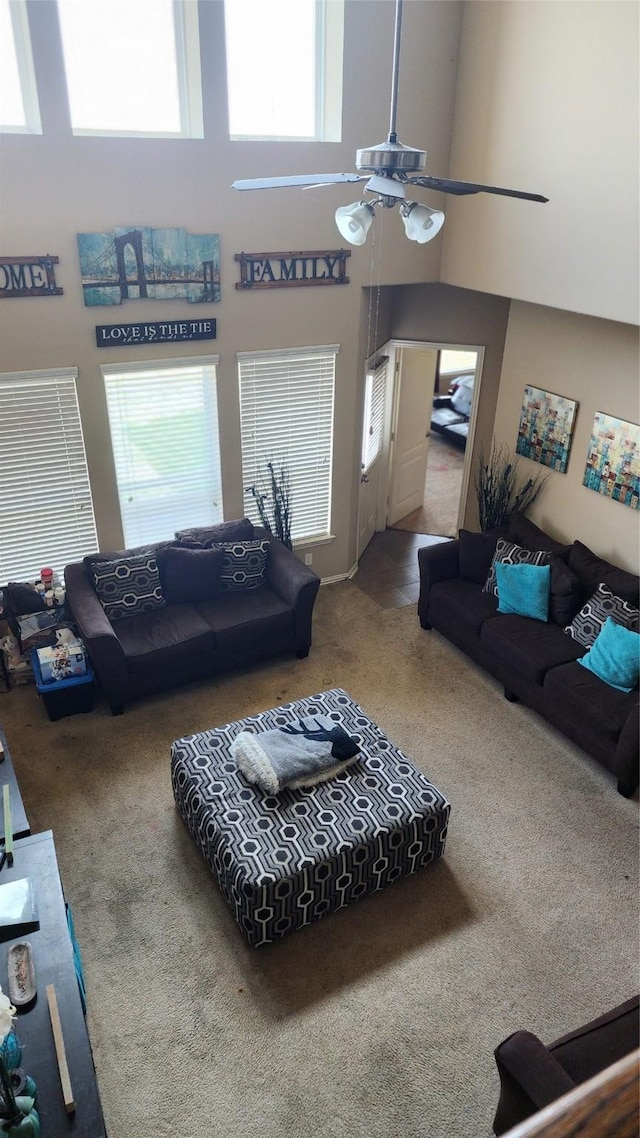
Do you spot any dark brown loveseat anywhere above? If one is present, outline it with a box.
[417,513,639,796]
[65,518,320,714]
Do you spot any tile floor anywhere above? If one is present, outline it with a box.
[353,529,449,610]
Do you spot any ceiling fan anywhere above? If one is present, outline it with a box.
[231,0,548,246]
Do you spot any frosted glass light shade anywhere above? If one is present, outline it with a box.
[335,201,375,246]
[401,202,445,243]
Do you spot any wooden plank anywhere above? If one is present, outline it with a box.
[3,784,13,865]
[503,1048,640,1138]
[46,983,75,1113]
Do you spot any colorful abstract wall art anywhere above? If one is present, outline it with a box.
[515,386,578,473]
[77,227,220,306]
[583,412,639,510]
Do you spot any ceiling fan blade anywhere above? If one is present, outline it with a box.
[231,173,366,191]
[410,175,549,203]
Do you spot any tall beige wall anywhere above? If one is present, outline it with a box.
[440,1,639,326]
[493,303,640,573]
[0,0,462,580]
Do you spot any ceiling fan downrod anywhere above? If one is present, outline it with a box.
[388,0,403,144]
[355,0,427,177]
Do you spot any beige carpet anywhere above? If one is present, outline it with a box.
[1,581,638,1138]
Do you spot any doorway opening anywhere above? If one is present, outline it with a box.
[392,347,480,536]
[356,338,483,565]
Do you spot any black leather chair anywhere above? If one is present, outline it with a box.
[492,995,640,1135]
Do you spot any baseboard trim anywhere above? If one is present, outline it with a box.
[320,562,359,586]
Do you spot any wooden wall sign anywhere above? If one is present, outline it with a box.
[96,318,216,347]
[235,249,350,290]
[0,255,63,298]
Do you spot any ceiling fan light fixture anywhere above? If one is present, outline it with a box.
[335,201,375,246]
[401,200,445,244]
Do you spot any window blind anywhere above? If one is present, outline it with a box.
[361,355,388,473]
[0,368,97,581]
[238,346,338,544]
[101,357,222,548]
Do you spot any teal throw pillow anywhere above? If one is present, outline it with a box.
[578,617,640,692]
[495,561,550,622]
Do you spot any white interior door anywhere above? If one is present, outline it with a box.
[357,354,390,558]
[387,347,438,526]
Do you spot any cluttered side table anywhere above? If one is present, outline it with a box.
[1,831,107,1137]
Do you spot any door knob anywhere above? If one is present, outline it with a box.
[360,473,370,483]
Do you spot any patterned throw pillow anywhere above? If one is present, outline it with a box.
[564,582,640,648]
[91,553,166,621]
[483,538,550,597]
[214,540,269,592]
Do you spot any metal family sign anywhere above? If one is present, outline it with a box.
[235,249,350,290]
[96,318,216,347]
[0,255,63,298]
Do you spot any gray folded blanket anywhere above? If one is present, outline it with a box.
[230,715,360,794]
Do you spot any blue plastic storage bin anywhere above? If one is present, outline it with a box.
[31,650,95,721]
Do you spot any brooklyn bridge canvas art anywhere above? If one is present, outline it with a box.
[77,226,220,306]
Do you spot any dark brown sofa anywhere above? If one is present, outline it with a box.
[417,514,639,796]
[492,995,640,1135]
[65,519,320,714]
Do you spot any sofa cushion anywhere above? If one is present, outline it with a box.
[160,544,224,604]
[564,582,639,648]
[578,618,640,693]
[431,579,499,635]
[484,539,551,596]
[543,660,638,740]
[90,553,166,622]
[545,558,583,627]
[458,530,502,584]
[115,603,217,674]
[196,585,294,651]
[496,562,551,622]
[84,540,171,570]
[508,512,572,561]
[481,615,585,684]
[568,540,639,606]
[214,540,270,592]
[175,518,254,547]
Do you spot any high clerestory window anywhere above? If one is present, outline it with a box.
[57,0,203,138]
[0,0,42,134]
[224,0,343,141]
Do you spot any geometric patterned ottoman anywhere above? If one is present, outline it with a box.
[170,688,450,946]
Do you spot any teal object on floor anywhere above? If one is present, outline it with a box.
[66,904,86,1013]
[0,1032,21,1072]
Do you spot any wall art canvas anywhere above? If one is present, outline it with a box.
[77,227,220,306]
[583,411,639,510]
[515,385,578,472]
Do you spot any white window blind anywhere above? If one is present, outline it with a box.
[102,357,222,548]
[0,368,97,581]
[238,346,337,544]
[361,355,388,473]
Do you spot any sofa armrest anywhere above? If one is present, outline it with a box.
[64,562,127,707]
[255,529,321,654]
[493,1030,576,1136]
[615,700,640,795]
[417,539,460,628]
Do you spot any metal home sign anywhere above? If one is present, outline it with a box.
[0,255,63,298]
[235,249,350,290]
[96,318,216,347]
